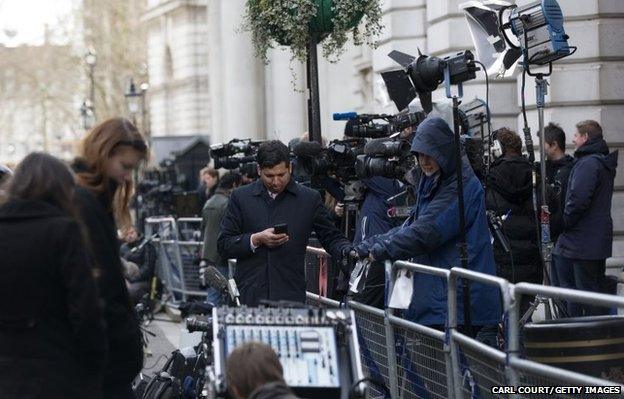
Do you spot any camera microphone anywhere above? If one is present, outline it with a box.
[204,266,229,293]
[204,266,241,307]
[293,141,323,157]
[333,112,358,120]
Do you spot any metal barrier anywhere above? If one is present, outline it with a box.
[509,282,624,396]
[145,216,205,305]
[304,248,624,398]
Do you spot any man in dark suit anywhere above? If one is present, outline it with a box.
[218,140,353,306]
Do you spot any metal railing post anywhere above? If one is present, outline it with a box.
[507,286,521,394]
[384,261,400,399]
[447,272,463,398]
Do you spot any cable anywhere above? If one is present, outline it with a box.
[349,376,391,399]
[521,68,529,129]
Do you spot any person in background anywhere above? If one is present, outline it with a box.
[200,171,242,305]
[485,128,542,315]
[0,152,106,399]
[544,122,574,208]
[356,117,501,338]
[553,120,618,316]
[72,117,148,399]
[120,225,157,305]
[198,167,219,206]
[542,122,574,290]
[226,342,299,399]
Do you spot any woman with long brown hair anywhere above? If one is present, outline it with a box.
[72,117,148,398]
[0,152,106,398]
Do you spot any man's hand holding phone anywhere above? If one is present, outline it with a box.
[251,224,289,248]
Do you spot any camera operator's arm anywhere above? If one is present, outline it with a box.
[369,182,481,262]
[311,192,351,260]
[217,190,256,260]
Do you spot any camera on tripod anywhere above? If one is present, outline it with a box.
[210,138,263,178]
[292,138,365,184]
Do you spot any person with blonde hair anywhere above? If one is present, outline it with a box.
[72,117,148,398]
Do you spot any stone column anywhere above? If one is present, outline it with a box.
[208,0,265,143]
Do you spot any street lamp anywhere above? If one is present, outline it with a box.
[140,82,150,136]
[125,78,141,124]
[80,99,95,130]
[84,48,97,115]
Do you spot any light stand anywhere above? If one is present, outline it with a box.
[445,69,472,330]
[307,35,322,144]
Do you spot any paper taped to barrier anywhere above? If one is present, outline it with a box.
[389,269,413,309]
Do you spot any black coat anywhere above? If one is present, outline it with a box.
[0,200,106,399]
[555,138,618,260]
[486,155,542,283]
[218,179,351,306]
[74,186,144,388]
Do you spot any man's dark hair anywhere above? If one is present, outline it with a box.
[496,127,523,155]
[218,171,242,190]
[576,120,603,140]
[226,342,286,399]
[256,140,291,169]
[544,122,566,151]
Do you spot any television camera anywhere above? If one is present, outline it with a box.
[210,138,263,179]
[136,158,184,220]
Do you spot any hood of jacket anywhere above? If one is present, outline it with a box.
[487,155,533,203]
[410,117,457,178]
[575,138,618,175]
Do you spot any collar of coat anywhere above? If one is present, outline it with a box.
[251,178,299,197]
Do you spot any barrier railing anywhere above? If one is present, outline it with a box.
[145,216,205,305]
[304,246,624,398]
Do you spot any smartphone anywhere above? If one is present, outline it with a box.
[273,223,288,235]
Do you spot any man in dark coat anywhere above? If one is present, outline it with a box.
[356,117,501,330]
[218,140,353,306]
[543,122,574,289]
[553,120,618,316]
[486,128,542,315]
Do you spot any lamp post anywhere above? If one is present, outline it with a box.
[84,48,97,116]
[124,78,142,125]
[80,99,95,130]
[140,82,150,137]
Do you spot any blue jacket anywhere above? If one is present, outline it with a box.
[358,117,501,326]
[353,177,403,245]
[554,138,618,260]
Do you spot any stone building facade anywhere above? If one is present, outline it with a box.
[143,0,211,137]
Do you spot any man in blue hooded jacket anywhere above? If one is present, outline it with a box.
[554,120,618,316]
[356,117,501,331]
